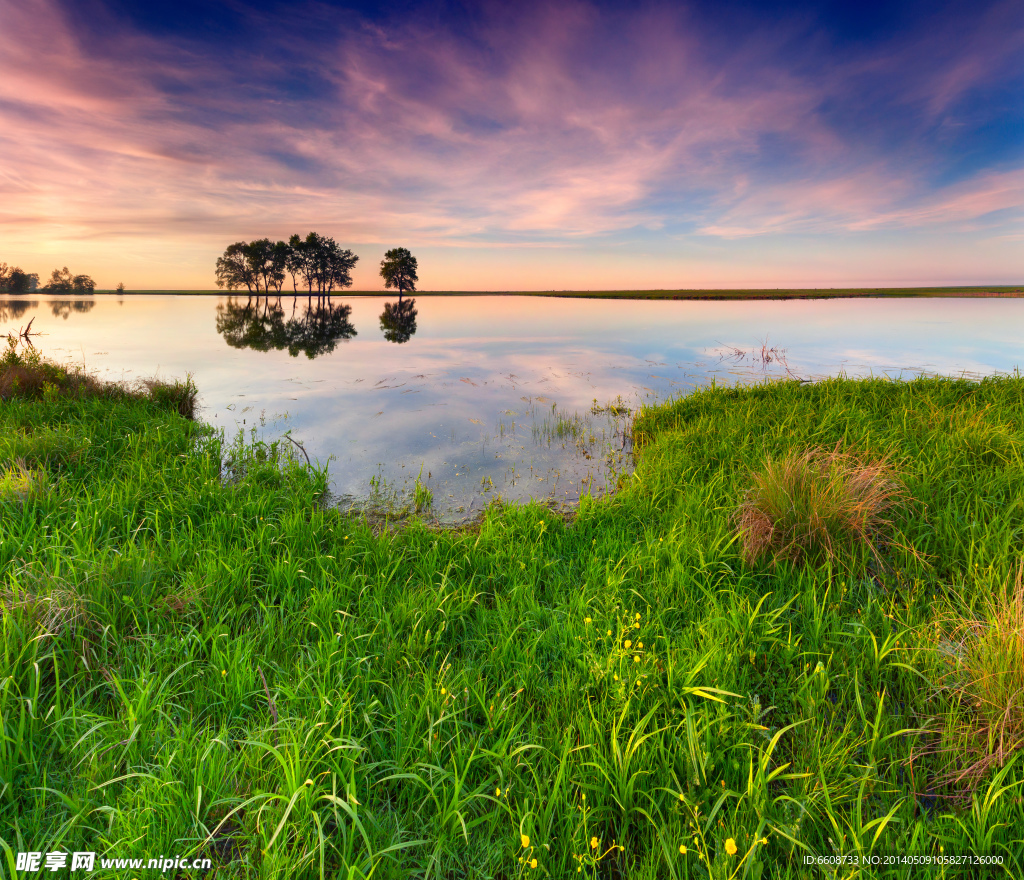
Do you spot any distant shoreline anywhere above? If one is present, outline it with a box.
[21,285,1024,299]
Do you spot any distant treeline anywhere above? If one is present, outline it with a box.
[215,233,357,297]
[0,263,97,293]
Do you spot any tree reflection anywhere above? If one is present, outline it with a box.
[215,295,356,359]
[286,301,357,358]
[0,300,37,322]
[379,298,418,344]
[216,297,288,352]
[48,299,96,320]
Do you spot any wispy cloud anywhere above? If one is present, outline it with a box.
[0,0,1020,287]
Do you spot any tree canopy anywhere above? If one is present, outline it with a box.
[0,263,40,293]
[44,267,95,293]
[216,234,358,297]
[379,247,418,298]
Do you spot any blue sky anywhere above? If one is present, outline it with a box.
[0,0,1021,288]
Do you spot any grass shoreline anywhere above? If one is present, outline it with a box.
[3,346,1024,877]
[31,285,1024,300]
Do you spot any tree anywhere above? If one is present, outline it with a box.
[116,282,126,294]
[46,266,75,291]
[379,248,418,300]
[270,241,291,294]
[72,274,95,292]
[216,243,258,295]
[285,235,306,293]
[0,264,39,293]
[11,270,39,292]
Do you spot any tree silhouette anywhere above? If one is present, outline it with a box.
[215,243,258,294]
[46,267,81,291]
[0,264,39,293]
[219,235,357,300]
[379,297,418,344]
[379,248,418,300]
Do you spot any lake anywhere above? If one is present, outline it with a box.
[3,294,1022,521]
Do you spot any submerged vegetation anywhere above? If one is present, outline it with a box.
[2,343,1024,878]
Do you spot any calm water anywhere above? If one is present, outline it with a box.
[3,294,1023,521]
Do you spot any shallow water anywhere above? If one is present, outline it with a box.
[3,294,1023,520]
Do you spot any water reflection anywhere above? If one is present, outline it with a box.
[215,296,356,359]
[50,299,96,320]
[379,298,418,344]
[4,293,1024,522]
[0,299,36,322]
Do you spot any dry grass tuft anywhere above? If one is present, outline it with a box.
[734,444,907,567]
[0,459,49,505]
[0,337,197,418]
[0,570,87,637]
[927,563,1024,795]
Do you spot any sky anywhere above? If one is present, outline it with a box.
[0,0,1021,290]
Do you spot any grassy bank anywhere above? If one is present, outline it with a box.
[2,344,1024,878]
[95,286,1023,299]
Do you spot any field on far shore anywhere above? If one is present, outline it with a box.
[80,286,1024,299]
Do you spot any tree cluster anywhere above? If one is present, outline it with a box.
[215,234,358,297]
[0,262,95,293]
[0,262,39,293]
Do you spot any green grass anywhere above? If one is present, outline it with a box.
[3,347,1024,878]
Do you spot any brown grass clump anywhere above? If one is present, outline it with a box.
[734,444,907,567]
[0,338,104,401]
[927,564,1024,795]
[0,337,197,418]
[0,570,87,638]
[0,459,49,505]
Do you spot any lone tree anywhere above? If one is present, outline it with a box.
[379,247,418,300]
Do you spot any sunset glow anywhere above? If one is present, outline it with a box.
[1,0,1021,289]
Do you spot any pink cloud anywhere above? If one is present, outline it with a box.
[0,0,1020,288]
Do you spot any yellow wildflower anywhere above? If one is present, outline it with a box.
[521,833,530,849]
[530,858,538,869]
[725,839,737,856]
[679,844,687,855]
[624,640,632,649]
[590,837,599,849]
[495,787,501,797]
